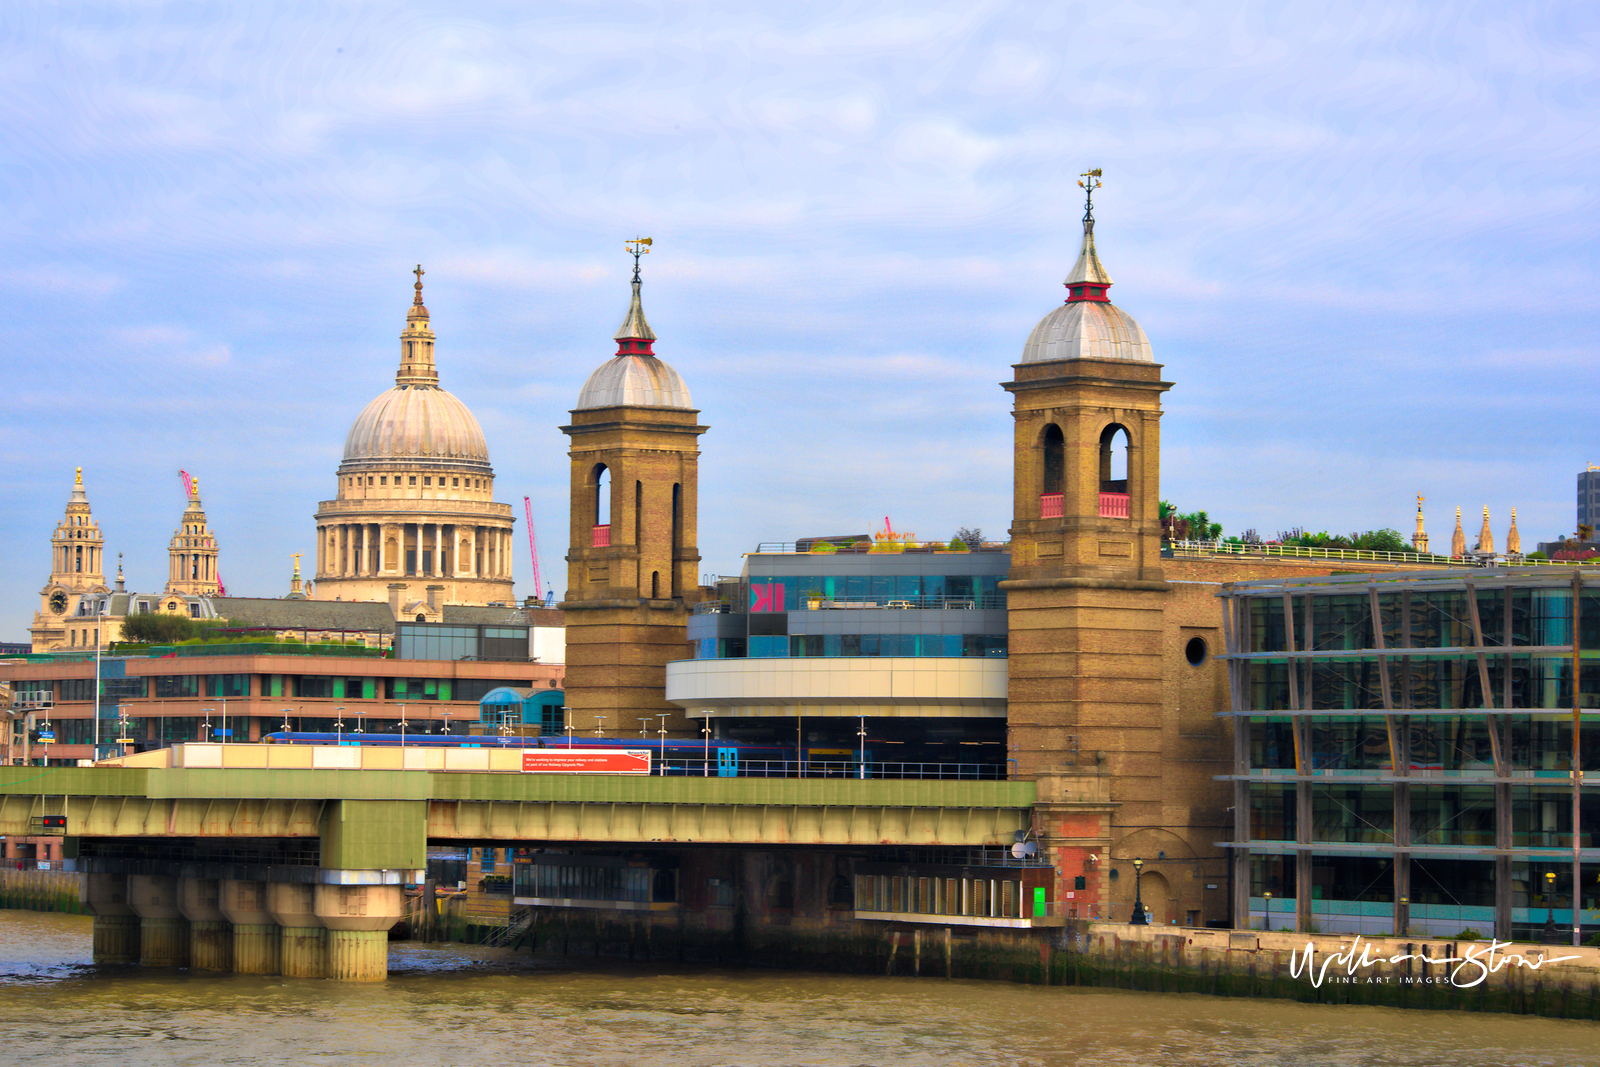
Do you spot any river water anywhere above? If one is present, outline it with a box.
[0,912,1594,1067]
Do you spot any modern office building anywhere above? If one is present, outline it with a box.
[667,541,1011,767]
[1219,567,1599,939]
[1579,465,1600,534]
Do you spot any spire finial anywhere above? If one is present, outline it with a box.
[625,237,652,284]
[614,238,658,349]
[292,552,302,577]
[75,466,82,485]
[1064,169,1113,299]
[413,264,425,305]
[1077,168,1102,227]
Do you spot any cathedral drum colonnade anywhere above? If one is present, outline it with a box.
[314,266,516,609]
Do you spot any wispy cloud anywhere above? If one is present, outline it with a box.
[1,1,1598,629]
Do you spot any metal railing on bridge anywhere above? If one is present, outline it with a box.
[656,758,1007,780]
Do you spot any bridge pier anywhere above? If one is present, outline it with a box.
[178,877,233,972]
[81,872,140,964]
[221,879,281,975]
[269,882,326,978]
[317,884,405,982]
[129,875,190,968]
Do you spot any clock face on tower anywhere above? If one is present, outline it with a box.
[49,590,67,615]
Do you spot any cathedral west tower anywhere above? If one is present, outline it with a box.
[30,468,110,651]
[560,240,706,735]
[314,267,515,610]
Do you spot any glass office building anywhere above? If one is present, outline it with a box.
[1219,568,1600,940]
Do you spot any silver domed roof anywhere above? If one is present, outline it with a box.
[1021,300,1151,363]
[1021,186,1150,363]
[575,257,692,410]
[575,355,693,410]
[343,384,491,465]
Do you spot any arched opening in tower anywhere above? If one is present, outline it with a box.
[592,464,611,547]
[1040,424,1065,519]
[1099,424,1131,519]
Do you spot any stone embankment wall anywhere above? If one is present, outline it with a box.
[1070,924,1600,1020]
[0,868,84,913]
[495,910,1600,1019]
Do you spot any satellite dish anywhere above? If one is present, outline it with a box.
[1011,841,1037,859]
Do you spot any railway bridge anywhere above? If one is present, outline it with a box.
[0,744,1034,980]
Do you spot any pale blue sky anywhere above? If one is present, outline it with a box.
[5,2,1598,636]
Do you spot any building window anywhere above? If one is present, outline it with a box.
[424,476,431,486]
[409,476,417,486]
[380,476,387,485]
[453,478,459,487]
[1185,637,1207,666]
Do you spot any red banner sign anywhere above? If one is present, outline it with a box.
[520,748,652,775]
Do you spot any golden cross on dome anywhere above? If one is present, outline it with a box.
[292,552,302,576]
[412,264,425,304]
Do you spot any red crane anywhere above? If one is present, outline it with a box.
[523,497,544,605]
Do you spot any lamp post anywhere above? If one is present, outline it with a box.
[858,715,868,780]
[280,708,294,735]
[1263,890,1273,932]
[1397,895,1408,938]
[201,708,214,743]
[334,706,346,745]
[593,716,606,739]
[701,715,712,777]
[399,703,407,747]
[1543,870,1559,943]
[1130,858,1148,925]
[657,714,669,776]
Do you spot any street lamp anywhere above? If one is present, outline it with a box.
[1130,858,1148,925]
[858,715,868,780]
[657,714,669,775]
[1543,870,1559,942]
[399,703,407,746]
[334,706,346,745]
[701,715,712,777]
[280,709,294,734]
[1263,890,1273,932]
[1397,895,1408,937]
[201,707,215,742]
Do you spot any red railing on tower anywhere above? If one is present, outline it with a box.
[1098,492,1130,519]
[1039,493,1063,519]
[592,524,611,548]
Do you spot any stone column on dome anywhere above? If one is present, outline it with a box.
[436,524,445,580]
[469,526,479,577]
[370,523,380,575]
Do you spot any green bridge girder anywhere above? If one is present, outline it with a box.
[0,768,1035,849]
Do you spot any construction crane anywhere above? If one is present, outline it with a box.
[178,469,226,596]
[523,496,546,606]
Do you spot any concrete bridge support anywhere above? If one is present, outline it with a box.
[318,885,404,981]
[81,872,140,964]
[221,879,280,975]
[129,875,190,967]
[269,882,326,978]
[178,877,233,972]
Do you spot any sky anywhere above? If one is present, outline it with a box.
[4,1,1598,638]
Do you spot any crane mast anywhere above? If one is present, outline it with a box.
[523,497,544,605]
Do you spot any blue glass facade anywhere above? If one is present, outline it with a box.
[689,548,1011,661]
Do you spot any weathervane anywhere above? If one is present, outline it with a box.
[1077,168,1103,224]
[625,237,652,282]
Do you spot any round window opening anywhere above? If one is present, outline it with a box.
[1184,636,1207,666]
